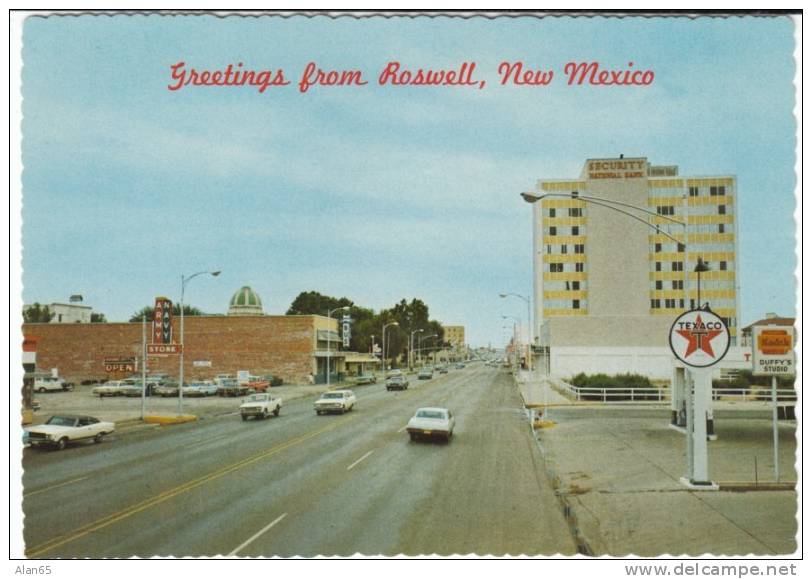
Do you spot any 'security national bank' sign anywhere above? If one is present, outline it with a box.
[587,158,646,180]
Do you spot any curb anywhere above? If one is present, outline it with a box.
[144,414,198,425]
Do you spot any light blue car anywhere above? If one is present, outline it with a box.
[183,381,219,397]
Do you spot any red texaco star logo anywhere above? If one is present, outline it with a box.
[677,314,723,358]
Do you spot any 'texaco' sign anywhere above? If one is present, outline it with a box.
[669,309,731,368]
[752,325,795,376]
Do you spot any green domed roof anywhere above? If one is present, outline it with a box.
[228,286,264,315]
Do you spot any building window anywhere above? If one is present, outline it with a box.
[677,243,685,253]
[672,280,683,290]
[651,299,661,309]
[680,299,685,309]
[672,261,683,271]
[549,208,556,218]
[571,191,579,198]
[665,299,676,309]
[572,226,579,235]
[572,281,580,290]
[574,244,584,254]
[550,263,563,273]
[572,299,580,309]
[561,244,568,254]
[58,314,63,322]
[710,185,726,196]
[720,261,728,271]
[718,204,726,215]
[657,205,675,216]
[575,262,584,272]
[718,223,725,233]
[655,262,662,272]
[655,280,663,290]
[568,207,582,217]
[549,226,557,236]
[689,186,699,197]
[655,243,662,253]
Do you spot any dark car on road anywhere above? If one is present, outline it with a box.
[386,374,409,391]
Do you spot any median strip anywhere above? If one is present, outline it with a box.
[25,416,357,558]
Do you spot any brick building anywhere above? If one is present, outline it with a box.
[22,315,343,385]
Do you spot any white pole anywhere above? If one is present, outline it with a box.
[772,375,779,482]
[178,275,185,415]
[685,368,694,481]
[141,314,147,420]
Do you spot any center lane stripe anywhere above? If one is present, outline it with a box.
[346,450,374,471]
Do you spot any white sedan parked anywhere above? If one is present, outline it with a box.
[25,415,115,450]
[406,407,455,442]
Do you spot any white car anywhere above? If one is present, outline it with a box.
[183,381,219,397]
[314,390,356,415]
[33,377,73,393]
[92,380,130,397]
[25,415,115,450]
[240,393,282,420]
[406,407,455,442]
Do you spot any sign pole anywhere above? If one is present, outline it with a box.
[685,369,694,481]
[772,375,779,482]
[141,314,147,420]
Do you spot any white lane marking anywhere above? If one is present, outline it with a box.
[228,513,288,556]
[24,476,89,497]
[397,425,407,433]
[346,450,374,471]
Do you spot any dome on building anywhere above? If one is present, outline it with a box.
[228,286,264,316]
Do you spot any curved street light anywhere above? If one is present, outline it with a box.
[409,329,424,371]
[417,333,438,367]
[178,270,221,414]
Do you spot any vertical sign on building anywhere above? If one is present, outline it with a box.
[153,297,173,344]
[342,315,352,348]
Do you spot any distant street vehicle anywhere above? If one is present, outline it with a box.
[314,390,356,415]
[25,415,115,450]
[386,374,409,391]
[34,377,74,393]
[354,373,378,385]
[154,383,180,397]
[246,376,271,392]
[122,381,160,397]
[406,407,455,442]
[455,363,466,369]
[418,367,434,380]
[438,366,449,374]
[92,381,130,397]
[240,393,282,421]
[183,381,219,397]
[217,379,252,397]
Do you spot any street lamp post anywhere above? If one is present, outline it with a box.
[382,322,399,373]
[178,270,220,414]
[500,292,533,371]
[417,333,437,367]
[326,306,351,390]
[410,329,424,371]
[502,314,521,373]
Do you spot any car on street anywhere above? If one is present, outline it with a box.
[154,383,181,397]
[33,377,74,393]
[92,380,131,397]
[418,367,434,380]
[25,415,115,450]
[438,366,448,374]
[314,390,356,415]
[240,393,282,420]
[406,407,455,442]
[122,381,161,397]
[456,363,466,369]
[182,381,219,397]
[354,373,378,385]
[386,374,409,391]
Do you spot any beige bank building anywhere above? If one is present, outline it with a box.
[530,156,743,379]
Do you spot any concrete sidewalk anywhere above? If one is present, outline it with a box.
[516,376,573,408]
[534,402,798,556]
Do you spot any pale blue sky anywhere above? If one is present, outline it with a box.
[20,14,797,346]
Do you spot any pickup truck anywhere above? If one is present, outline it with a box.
[240,393,282,421]
[33,377,74,393]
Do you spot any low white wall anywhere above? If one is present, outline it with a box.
[551,346,753,380]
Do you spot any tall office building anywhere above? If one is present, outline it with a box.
[531,156,740,378]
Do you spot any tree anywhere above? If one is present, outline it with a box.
[23,303,54,323]
[129,304,204,322]
[90,312,107,323]
[286,291,354,316]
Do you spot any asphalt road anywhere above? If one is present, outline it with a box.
[23,365,575,557]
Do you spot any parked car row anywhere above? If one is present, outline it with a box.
[89,373,285,398]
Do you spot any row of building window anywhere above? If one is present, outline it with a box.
[544,299,584,310]
[549,262,586,272]
[546,244,585,254]
[548,226,581,236]
[654,204,727,215]
[548,207,583,218]
[688,185,727,197]
[652,261,729,272]
[654,280,684,290]
[651,299,686,309]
